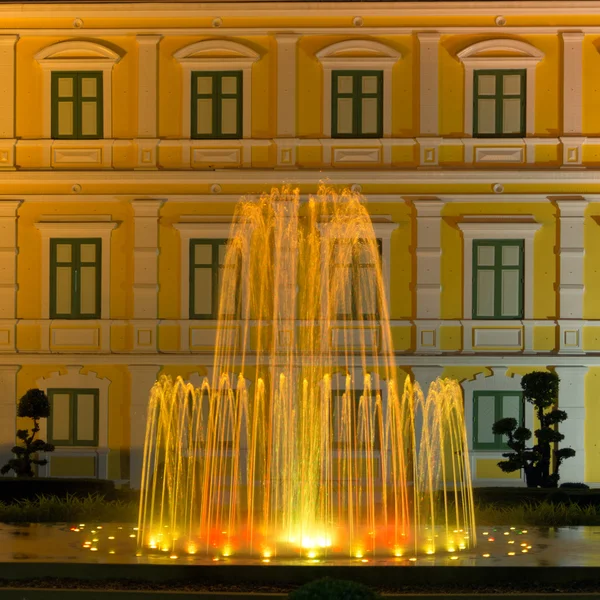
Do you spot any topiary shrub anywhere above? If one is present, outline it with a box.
[289,578,381,600]
[560,482,590,489]
[1,389,55,478]
[492,371,575,488]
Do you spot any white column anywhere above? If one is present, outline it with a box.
[128,365,160,488]
[0,35,18,170]
[275,34,300,167]
[135,35,161,169]
[0,365,19,475]
[554,366,587,484]
[418,33,440,136]
[0,201,20,352]
[557,198,588,353]
[131,199,162,352]
[413,200,444,353]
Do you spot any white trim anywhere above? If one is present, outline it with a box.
[173,40,261,140]
[316,39,401,138]
[457,39,544,137]
[33,220,118,320]
[34,40,123,140]
[35,366,111,480]
[458,220,542,322]
[460,369,529,486]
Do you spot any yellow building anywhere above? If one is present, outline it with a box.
[0,0,598,487]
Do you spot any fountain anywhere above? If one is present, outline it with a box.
[137,187,475,560]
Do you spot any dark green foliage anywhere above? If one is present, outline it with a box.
[0,477,117,503]
[492,371,574,488]
[561,482,590,489]
[289,579,381,600]
[1,389,54,478]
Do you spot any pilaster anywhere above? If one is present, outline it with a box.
[554,365,587,484]
[0,365,19,475]
[556,200,588,352]
[128,365,160,488]
[131,200,162,351]
[0,36,18,169]
[275,34,300,166]
[417,33,441,136]
[561,33,584,135]
[0,201,20,352]
[135,35,161,169]
[413,200,445,353]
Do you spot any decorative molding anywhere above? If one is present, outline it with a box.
[457,39,544,137]
[458,220,542,322]
[36,366,111,479]
[34,40,123,140]
[0,201,20,325]
[417,33,440,136]
[316,39,401,139]
[34,220,118,319]
[174,40,261,140]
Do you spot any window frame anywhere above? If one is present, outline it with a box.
[330,237,383,320]
[331,388,382,451]
[473,390,524,451]
[473,69,526,139]
[190,71,243,140]
[331,70,383,139]
[49,238,102,320]
[189,238,240,320]
[472,239,524,320]
[51,71,104,140]
[47,388,100,447]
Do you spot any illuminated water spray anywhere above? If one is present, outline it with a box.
[138,187,475,559]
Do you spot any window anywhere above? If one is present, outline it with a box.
[51,72,103,139]
[191,72,242,139]
[474,70,525,138]
[47,388,99,446]
[332,71,383,138]
[332,389,381,451]
[190,239,240,319]
[50,239,101,319]
[331,238,382,320]
[472,240,523,320]
[473,391,523,450]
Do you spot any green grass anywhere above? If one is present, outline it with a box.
[474,500,600,526]
[0,494,138,524]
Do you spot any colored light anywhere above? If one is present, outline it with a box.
[507,552,515,556]
[450,556,458,560]
[482,553,490,558]
[409,557,417,562]
[108,536,115,540]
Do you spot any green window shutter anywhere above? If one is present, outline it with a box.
[191,72,242,139]
[51,72,103,140]
[473,70,526,138]
[332,71,383,138]
[472,239,524,320]
[190,239,240,320]
[332,238,382,320]
[48,388,99,447]
[473,391,524,450]
[50,239,102,319]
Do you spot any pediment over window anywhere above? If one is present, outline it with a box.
[35,40,122,65]
[174,40,260,64]
[316,40,401,63]
[458,39,544,63]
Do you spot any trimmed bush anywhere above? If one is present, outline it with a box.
[0,477,116,503]
[561,482,590,489]
[289,579,381,600]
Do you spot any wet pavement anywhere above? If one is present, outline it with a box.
[1,523,600,567]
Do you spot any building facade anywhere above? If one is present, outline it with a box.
[0,0,598,487]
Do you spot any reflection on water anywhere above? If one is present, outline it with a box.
[1,523,600,566]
